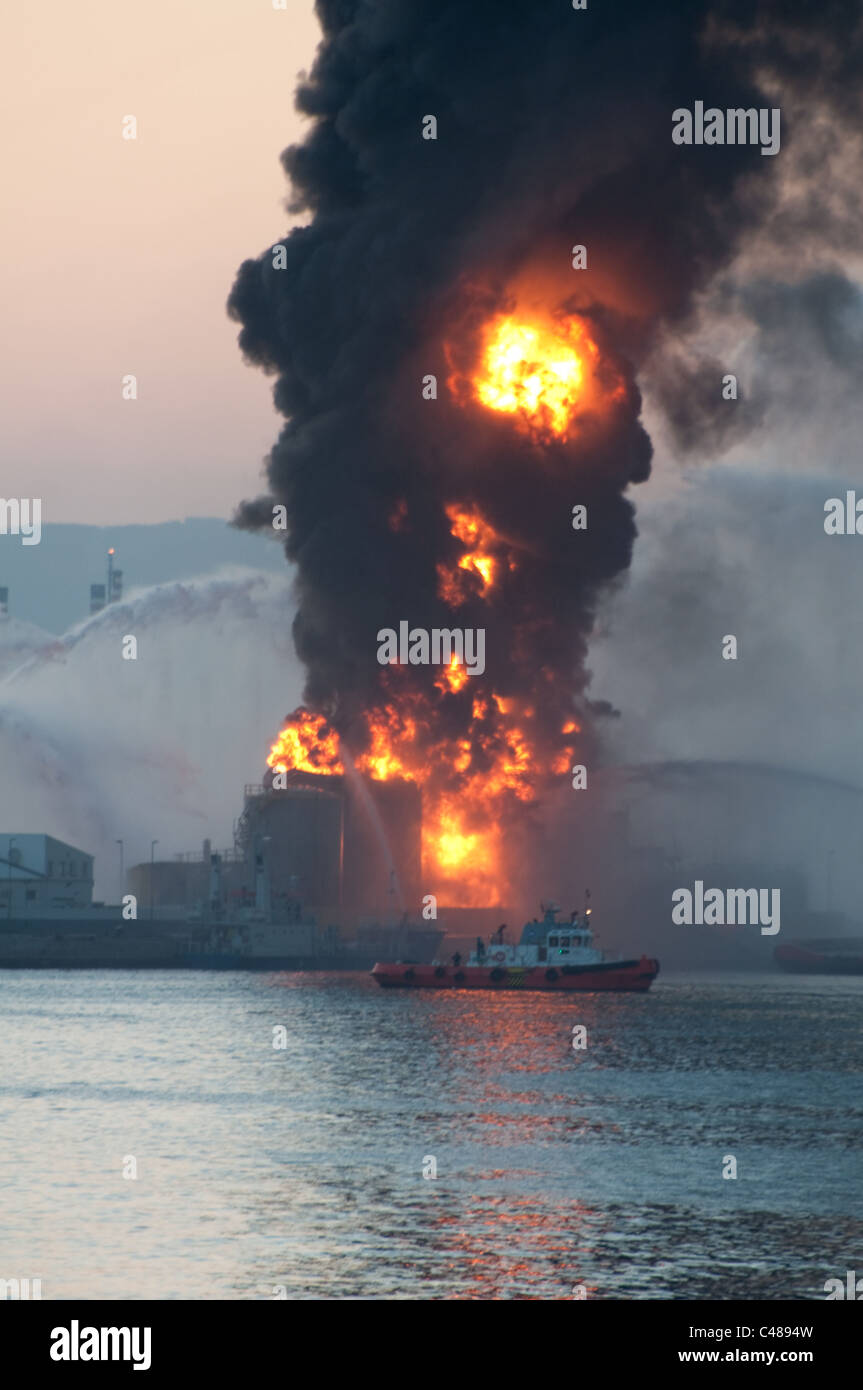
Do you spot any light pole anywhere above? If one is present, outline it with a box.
[150,840,158,921]
[116,839,124,905]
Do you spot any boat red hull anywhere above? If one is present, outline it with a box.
[371,956,659,992]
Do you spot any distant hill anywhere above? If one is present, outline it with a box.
[0,518,286,633]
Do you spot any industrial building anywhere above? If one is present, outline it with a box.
[0,834,95,915]
[128,768,424,926]
[0,772,437,968]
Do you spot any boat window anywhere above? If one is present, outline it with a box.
[548,935,558,946]
[560,937,569,948]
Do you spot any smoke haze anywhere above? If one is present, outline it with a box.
[226,0,863,912]
[0,573,302,898]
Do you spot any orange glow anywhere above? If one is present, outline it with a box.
[354,703,417,782]
[265,681,581,907]
[437,503,508,607]
[425,792,500,893]
[264,308,608,905]
[434,822,493,876]
[265,711,343,778]
[435,655,470,694]
[388,498,408,533]
[472,314,598,439]
[267,709,343,776]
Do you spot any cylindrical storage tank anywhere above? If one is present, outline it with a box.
[242,779,344,916]
[126,860,206,911]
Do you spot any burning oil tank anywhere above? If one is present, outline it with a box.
[238,774,344,916]
[242,768,422,919]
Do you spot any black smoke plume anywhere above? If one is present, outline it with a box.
[227,0,860,894]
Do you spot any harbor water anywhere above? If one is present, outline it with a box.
[1,970,860,1300]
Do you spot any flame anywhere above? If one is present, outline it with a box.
[432,807,497,881]
[258,293,620,908]
[265,492,582,905]
[435,655,469,694]
[266,690,579,906]
[468,313,599,439]
[267,710,343,776]
[354,702,417,781]
[437,503,510,606]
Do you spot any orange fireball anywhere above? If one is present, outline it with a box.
[472,313,597,439]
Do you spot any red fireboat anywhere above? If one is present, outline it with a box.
[371,901,659,992]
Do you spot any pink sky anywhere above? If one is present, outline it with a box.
[1,0,320,523]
